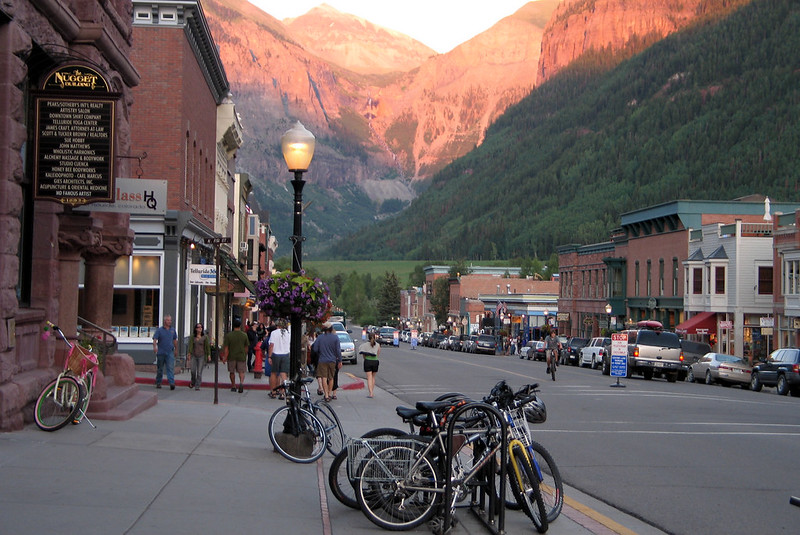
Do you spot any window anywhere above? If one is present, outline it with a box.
[86,254,164,339]
[693,267,703,294]
[715,266,725,294]
[646,260,652,296]
[634,261,640,296]
[672,258,679,297]
[659,259,664,296]
[757,266,773,295]
[785,258,800,295]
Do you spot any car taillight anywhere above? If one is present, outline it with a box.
[633,347,639,358]
[680,351,684,362]
[793,364,800,374]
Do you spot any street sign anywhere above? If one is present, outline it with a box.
[610,333,628,386]
[204,237,231,245]
[189,264,216,286]
[719,320,733,329]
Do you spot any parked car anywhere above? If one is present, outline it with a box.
[750,348,800,395]
[561,337,589,366]
[336,332,357,364]
[580,337,611,369]
[427,332,445,348]
[687,352,752,387]
[522,340,546,361]
[519,341,534,359]
[681,340,713,365]
[445,335,460,350]
[475,334,498,355]
[378,326,398,345]
[463,335,478,353]
[618,326,685,382]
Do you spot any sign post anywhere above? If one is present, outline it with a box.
[204,237,231,404]
[610,332,628,388]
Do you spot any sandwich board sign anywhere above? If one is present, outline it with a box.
[610,332,628,388]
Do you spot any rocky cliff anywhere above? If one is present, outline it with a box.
[537,0,752,83]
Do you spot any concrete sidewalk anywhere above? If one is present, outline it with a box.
[0,366,664,535]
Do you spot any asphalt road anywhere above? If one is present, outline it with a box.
[364,338,800,535]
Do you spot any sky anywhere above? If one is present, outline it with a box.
[250,0,534,54]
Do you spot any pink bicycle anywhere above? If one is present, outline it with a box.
[34,322,98,431]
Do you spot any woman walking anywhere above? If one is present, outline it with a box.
[360,332,381,398]
[188,323,211,390]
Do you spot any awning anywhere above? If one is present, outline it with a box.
[676,311,717,335]
[220,254,256,294]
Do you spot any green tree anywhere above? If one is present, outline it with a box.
[430,276,451,327]
[377,271,401,324]
[408,264,425,287]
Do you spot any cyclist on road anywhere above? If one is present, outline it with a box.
[545,329,561,378]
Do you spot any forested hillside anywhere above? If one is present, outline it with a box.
[327,0,800,261]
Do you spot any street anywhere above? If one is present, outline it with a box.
[364,339,800,535]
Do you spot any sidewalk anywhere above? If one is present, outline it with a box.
[0,365,664,535]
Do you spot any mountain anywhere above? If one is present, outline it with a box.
[328,0,800,261]
[284,4,436,75]
[201,0,559,253]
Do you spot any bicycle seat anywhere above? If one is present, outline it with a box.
[396,406,423,420]
[416,400,458,412]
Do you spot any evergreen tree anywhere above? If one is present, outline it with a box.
[430,277,451,327]
[377,272,401,324]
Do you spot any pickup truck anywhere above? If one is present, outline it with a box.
[580,337,610,369]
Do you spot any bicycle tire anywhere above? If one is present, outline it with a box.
[268,405,327,463]
[34,376,83,431]
[72,372,93,424]
[357,445,442,531]
[315,400,345,455]
[550,362,556,381]
[508,443,548,533]
[529,441,563,522]
[328,427,406,509]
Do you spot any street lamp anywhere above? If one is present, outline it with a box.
[605,303,612,332]
[281,121,315,393]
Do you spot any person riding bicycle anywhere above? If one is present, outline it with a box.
[545,329,561,375]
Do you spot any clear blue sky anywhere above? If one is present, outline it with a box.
[250,0,533,53]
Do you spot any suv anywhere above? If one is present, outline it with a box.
[561,337,589,366]
[750,348,800,396]
[378,326,398,345]
[681,340,712,366]
[475,334,498,355]
[616,328,685,382]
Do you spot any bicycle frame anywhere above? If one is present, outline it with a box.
[48,322,98,428]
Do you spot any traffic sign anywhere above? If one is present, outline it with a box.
[610,333,628,387]
[204,237,231,245]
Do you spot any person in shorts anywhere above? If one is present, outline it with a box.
[221,318,249,393]
[359,332,381,398]
[267,319,291,399]
[312,322,341,401]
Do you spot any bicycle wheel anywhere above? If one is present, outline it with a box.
[328,427,406,510]
[529,441,563,522]
[268,405,327,463]
[34,376,83,431]
[72,372,93,424]
[315,400,345,455]
[357,445,442,531]
[550,361,556,381]
[508,444,548,533]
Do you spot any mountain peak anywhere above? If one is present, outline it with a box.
[285,4,437,75]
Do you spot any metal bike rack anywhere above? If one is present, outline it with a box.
[438,401,508,535]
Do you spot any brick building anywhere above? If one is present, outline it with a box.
[773,210,800,348]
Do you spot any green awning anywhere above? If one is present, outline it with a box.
[220,254,256,294]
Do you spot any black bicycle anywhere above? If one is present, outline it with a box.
[267,378,327,463]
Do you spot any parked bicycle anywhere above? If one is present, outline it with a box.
[267,377,333,463]
[295,376,345,454]
[34,322,98,431]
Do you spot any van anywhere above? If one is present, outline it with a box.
[681,340,712,366]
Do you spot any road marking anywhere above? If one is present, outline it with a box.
[563,494,640,535]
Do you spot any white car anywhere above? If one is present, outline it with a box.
[337,332,356,364]
[580,337,611,369]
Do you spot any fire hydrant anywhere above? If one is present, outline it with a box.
[253,342,264,378]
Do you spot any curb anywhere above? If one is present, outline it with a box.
[135,373,365,391]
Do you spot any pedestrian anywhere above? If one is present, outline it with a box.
[152,314,178,390]
[221,317,249,393]
[188,322,211,390]
[246,321,258,372]
[267,319,291,399]
[311,322,342,402]
[359,332,380,398]
[308,330,324,396]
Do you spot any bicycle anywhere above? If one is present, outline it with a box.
[295,377,345,454]
[546,348,558,381]
[267,377,328,463]
[352,400,550,532]
[34,322,98,431]
[485,380,563,524]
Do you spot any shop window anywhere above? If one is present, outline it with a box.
[692,267,703,294]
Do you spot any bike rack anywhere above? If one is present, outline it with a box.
[439,401,508,535]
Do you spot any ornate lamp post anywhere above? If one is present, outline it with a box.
[281,121,315,393]
[605,303,613,333]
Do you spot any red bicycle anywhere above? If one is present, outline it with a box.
[34,322,98,431]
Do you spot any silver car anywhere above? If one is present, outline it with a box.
[688,352,752,387]
[337,332,356,364]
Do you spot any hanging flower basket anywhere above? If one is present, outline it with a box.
[255,270,331,323]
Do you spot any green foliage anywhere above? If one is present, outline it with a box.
[408,265,425,287]
[377,272,401,324]
[430,277,450,326]
[326,0,800,261]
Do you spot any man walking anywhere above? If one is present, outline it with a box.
[153,314,178,390]
[221,318,249,393]
[311,322,342,402]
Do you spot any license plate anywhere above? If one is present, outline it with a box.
[655,361,664,367]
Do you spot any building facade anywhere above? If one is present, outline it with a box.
[773,210,800,349]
